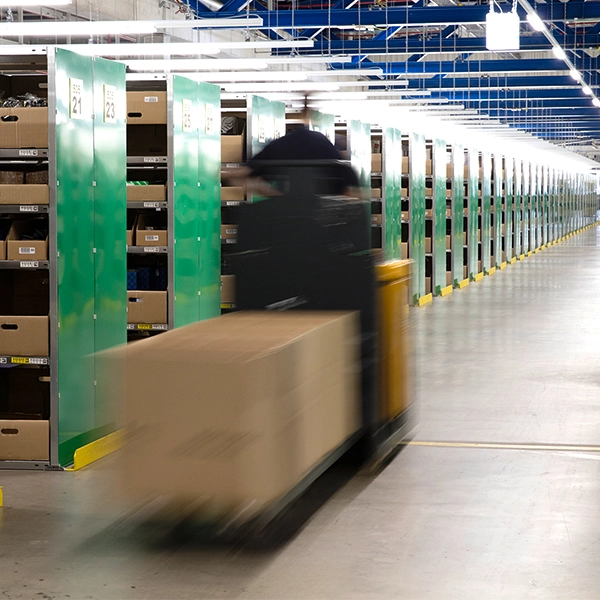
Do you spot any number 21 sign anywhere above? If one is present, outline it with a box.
[69,78,83,120]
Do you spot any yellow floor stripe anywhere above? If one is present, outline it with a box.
[527,251,533,257]
[417,293,433,307]
[518,254,525,260]
[487,267,496,275]
[533,248,539,254]
[458,278,470,289]
[499,262,507,270]
[403,440,600,452]
[0,486,3,507]
[66,429,125,472]
[509,257,517,264]
[474,272,484,282]
[440,285,453,297]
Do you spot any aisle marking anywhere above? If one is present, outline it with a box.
[458,278,470,289]
[510,257,517,264]
[499,262,507,270]
[440,285,453,297]
[527,251,533,257]
[487,267,496,275]
[403,440,600,453]
[417,293,433,307]
[474,272,484,282]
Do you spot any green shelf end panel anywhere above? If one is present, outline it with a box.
[531,163,538,250]
[514,159,522,258]
[198,82,221,321]
[349,119,372,191]
[249,94,286,159]
[492,154,502,267]
[384,127,402,260]
[522,161,530,253]
[433,138,446,293]
[467,149,478,278]
[505,157,514,261]
[92,57,127,432]
[309,109,335,144]
[481,150,492,273]
[451,144,464,285]
[54,49,97,466]
[410,132,426,302]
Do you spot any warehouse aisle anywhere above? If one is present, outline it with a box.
[2,227,600,600]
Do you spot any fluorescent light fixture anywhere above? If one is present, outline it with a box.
[0,16,263,38]
[222,82,340,93]
[486,10,520,51]
[552,46,567,60]
[583,85,593,95]
[62,39,314,57]
[570,69,582,81]
[526,12,546,32]
[592,98,600,108]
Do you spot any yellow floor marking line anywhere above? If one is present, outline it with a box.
[527,251,533,257]
[499,262,507,270]
[403,440,600,452]
[440,285,453,297]
[487,267,496,275]
[66,429,125,472]
[417,293,433,307]
[518,254,525,260]
[533,249,540,254]
[458,278,470,289]
[474,272,484,282]
[509,257,517,264]
[0,487,3,507]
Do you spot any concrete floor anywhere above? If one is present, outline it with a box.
[2,227,600,599]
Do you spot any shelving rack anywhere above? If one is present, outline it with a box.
[0,48,126,469]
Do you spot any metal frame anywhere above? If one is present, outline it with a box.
[167,75,176,330]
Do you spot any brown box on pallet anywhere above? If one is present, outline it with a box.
[0,184,49,205]
[126,184,166,202]
[0,108,48,148]
[135,214,167,247]
[126,92,167,125]
[221,224,238,240]
[127,291,167,325]
[221,187,245,202]
[220,275,235,304]
[6,221,48,261]
[0,418,49,460]
[104,311,360,514]
[371,214,382,226]
[221,135,245,164]
[0,315,48,356]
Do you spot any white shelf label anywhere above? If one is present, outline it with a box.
[18,149,38,157]
[69,78,84,120]
[104,84,116,124]
[143,202,160,208]
[182,99,193,133]
[0,357,6,364]
[143,246,161,253]
[19,205,38,212]
[144,157,160,163]
[20,261,39,268]
[205,103,214,136]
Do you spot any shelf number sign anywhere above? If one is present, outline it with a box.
[258,115,266,144]
[182,99,193,133]
[205,103,214,136]
[104,85,116,124]
[69,78,83,120]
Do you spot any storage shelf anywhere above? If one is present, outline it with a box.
[0,204,49,214]
[127,323,168,331]
[127,156,167,165]
[0,260,49,270]
[0,149,48,159]
[127,246,168,254]
[0,355,49,366]
[127,202,167,210]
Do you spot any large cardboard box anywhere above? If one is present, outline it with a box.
[0,184,49,205]
[126,184,166,202]
[371,188,382,199]
[446,235,451,249]
[371,154,382,173]
[426,159,432,176]
[220,224,238,241]
[0,315,48,356]
[221,187,245,202]
[6,220,48,261]
[0,108,48,148]
[106,311,360,513]
[425,277,431,294]
[0,419,49,460]
[446,163,453,179]
[221,135,245,164]
[402,156,409,173]
[135,214,167,247]
[425,238,432,254]
[1,369,50,416]
[220,275,235,304]
[446,272,453,287]
[127,291,167,324]
[126,92,167,125]
[401,242,408,259]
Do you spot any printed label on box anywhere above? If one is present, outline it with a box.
[69,78,84,120]
[144,96,159,103]
[19,247,35,255]
[145,235,160,242]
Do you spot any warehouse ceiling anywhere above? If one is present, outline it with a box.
[2,0,600,160]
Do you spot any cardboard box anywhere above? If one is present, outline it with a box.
[402,156,409,173]
[401,242,408,259]
[6,220,48,261]
[136,214,167,247]
[127,291,167,324]
[0,184,49,205]
[105,311,360,513]
[0,108,48,148]
[425,238,432,253]
[425,277,431,294]
[425,209,433,219]
[0,419,49,460]
[0,171,23,184]
[126,92,167,125]
[446,272,453,286]
[463,266,468,279]
[371,154,382,173]
[401,212,409,221]
[221,187,245,202]
[221,135,245,164]
[371,188,382,199]
[221,224,238,240]
[25,171,48,185]
[127,125,167,157]
[126,184,166,202]
[220,275,235,304]
[446,235,451,249]
[0,315,48,356]
[446,163,453,179]
[426,186,433,197]
[1,369,50,416]
[401,187,408,198]
[371,214,382,226]
[426,159,432,176]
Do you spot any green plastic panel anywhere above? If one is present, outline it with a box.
[197,82,221,321]
[492,154,502,266]
[505,157,514,262]
[481,151,491,273]
[433,139,446,293]
[384,127,402,260]
[452,144,464,284]
[91,57,127,432]
[410,132,426,302]
[542,165,549,245]
[514,160,522,257]
[467,149,478,278]
[55,49,96,466]
[249,95,285,158]
[349,120,372,190]
[309,110,335,144]
[172,76,200,328]
[522,162,530,253]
